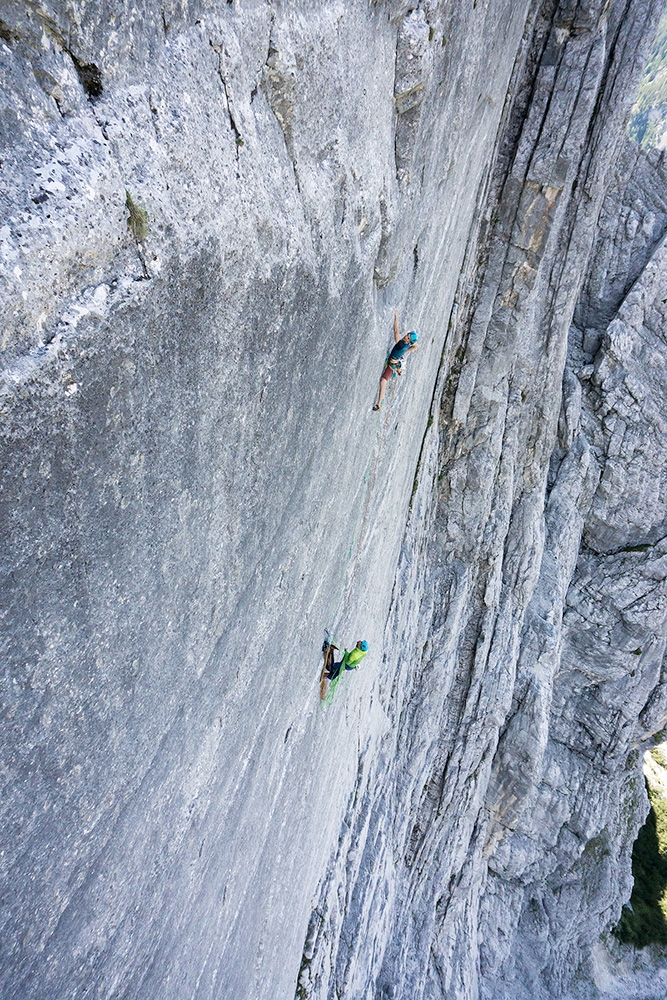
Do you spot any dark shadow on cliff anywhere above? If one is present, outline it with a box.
[615,785,667,947]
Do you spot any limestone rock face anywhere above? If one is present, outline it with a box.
[478,141,667,997]
[1,1,665,1000]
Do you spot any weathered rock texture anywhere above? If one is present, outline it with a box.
[1,1,665,999]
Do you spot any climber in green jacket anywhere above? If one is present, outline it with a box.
[326,640,368,682]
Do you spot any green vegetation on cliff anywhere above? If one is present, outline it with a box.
[628,8,667,150]
[615,746,667,946]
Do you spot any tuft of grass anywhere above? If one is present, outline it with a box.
[125,190,149,242]
[614,748,667,946]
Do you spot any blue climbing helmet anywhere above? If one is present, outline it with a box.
[359,640,368,651]
[409,331,418,343]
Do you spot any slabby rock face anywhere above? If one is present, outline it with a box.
[0,2,665,1000]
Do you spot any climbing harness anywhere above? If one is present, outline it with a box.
[386,355,402,377]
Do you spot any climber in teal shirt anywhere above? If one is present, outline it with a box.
[373,310,419,410]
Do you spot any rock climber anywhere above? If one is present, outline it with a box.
[373,309,418,411]
[325,640,368,681]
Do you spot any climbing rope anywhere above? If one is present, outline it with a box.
[323,377,396,649]
[321,425,377,641]
[338,389,393,635]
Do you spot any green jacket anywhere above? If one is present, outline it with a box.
[342,647,367,670]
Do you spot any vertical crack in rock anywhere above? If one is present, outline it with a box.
[211,42,244,173]
[261,28,301,194]
[393,8,430,188]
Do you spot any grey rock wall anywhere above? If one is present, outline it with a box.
[297,2,667,999]
[1,1,666,999]
[478,136,667,1000]
[0,1,533,998]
